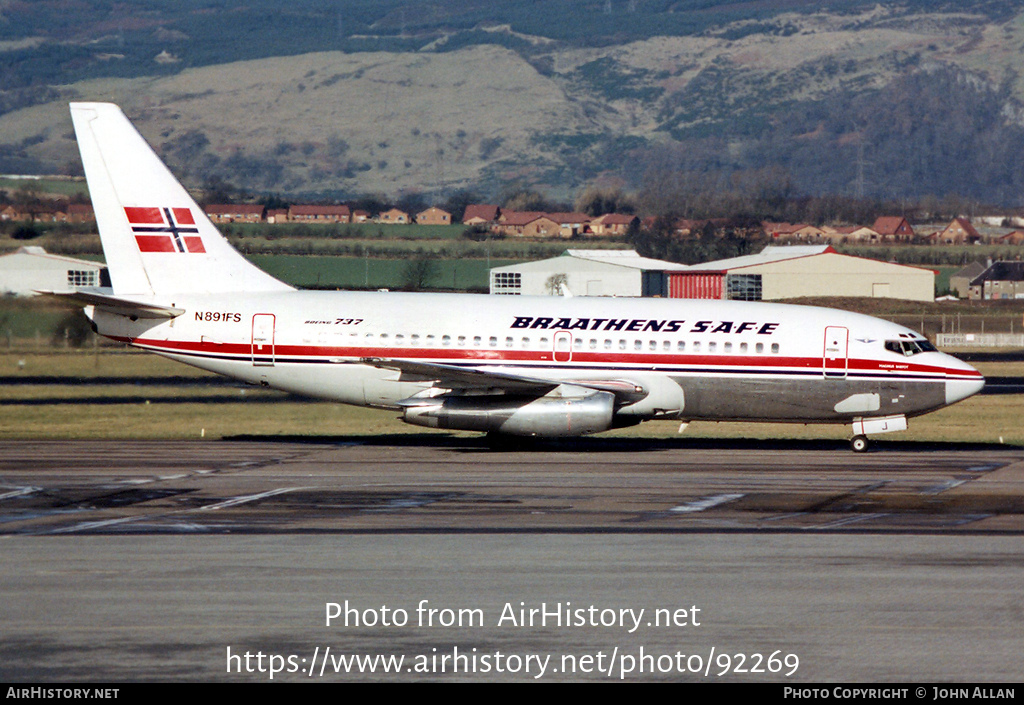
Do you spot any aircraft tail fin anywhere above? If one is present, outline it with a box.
[69,102,292,296]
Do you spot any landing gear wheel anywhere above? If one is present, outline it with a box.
[850,435,869,453]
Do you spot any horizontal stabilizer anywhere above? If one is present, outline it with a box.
[38,290,184,319]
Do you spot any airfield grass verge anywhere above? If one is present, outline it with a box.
[1,348,1021,446]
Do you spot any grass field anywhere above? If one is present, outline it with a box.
[0,177,88,199]
[248,254,521,291]
[1,348,1020,446]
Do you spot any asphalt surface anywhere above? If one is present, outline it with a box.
[2,439,1023,682]
[1,438,1023,534]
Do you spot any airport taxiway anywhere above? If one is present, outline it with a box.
[3,439,1023,682]
[1,438,1023,534]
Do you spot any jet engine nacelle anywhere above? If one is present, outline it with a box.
[402,391,616,437]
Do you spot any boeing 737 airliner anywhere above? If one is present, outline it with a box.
[59,103,984,451]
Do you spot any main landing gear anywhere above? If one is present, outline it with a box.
[850,435,870,453]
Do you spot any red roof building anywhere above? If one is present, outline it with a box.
[462,204,501,225]
[589,213,638,236]
[288,205,351,223]
[872,216,915,240]
[933,217,982,244]
[205,204,265,223]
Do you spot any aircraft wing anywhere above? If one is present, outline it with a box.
[353,357,648,404]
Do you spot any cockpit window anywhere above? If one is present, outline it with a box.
[885,339,937,357]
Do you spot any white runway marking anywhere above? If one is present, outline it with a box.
[670,493,744,513]
[199,487,309,511]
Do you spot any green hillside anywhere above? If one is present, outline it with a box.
[3,1,1024,204]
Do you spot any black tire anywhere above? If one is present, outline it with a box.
[850,435,869,453]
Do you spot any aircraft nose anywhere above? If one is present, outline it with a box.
[946,377,985,405]
[944,360,985,405]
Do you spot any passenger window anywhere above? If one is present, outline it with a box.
[442,335,451,345]
[619,339,626,350]
[634,340,643,350]
[677,341,685,351]
[740,342,747,353]
[724,342,732,353]
[457,336,466,346]
[505,337,513,348]
[488,336,497,347]
[648,340,657,351]
[473,336,482,346]
[771,343,780,354]
[693,342,701,352]
[709,342,717,353]
[756,342,764,354]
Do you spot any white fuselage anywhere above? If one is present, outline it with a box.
[90,290,984,433]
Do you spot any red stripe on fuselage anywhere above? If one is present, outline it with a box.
[118,336,981,378]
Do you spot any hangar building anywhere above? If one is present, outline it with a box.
[669,246,934,302]
[490,249,689,297]
[0,246,108,296]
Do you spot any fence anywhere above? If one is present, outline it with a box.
[935,333,1024,348]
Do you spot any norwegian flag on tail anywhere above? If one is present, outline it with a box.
[124,207,206,253]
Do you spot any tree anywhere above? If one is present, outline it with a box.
[396,193,427,218]
[51,311,93,348]
[401,255,439,291]
[500,186,565,213]
[14,182,43,221]
[201,176,236,205]
[12,224,40,240]
[442,189,480,223]
[575,186,635,216]
[545,273,569,296]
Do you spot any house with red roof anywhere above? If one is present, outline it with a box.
[288,205,351,223]
[871,216,915,241]
[462,204,501,225]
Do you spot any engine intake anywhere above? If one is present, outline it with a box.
[402,392,615,437]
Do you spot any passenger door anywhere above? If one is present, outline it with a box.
[823,326,848,378]
[251,313,276,367]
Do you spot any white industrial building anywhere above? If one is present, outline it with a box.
[670,245,935,302]
[0,246,108,296]
[490,249,689,297]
